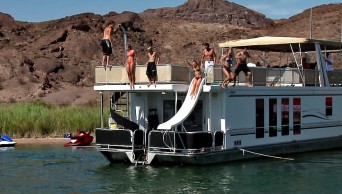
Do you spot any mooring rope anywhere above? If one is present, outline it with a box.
[239,148,294,161]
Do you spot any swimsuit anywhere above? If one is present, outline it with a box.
[234,63,251,76]
[127,50,134,57]
[204,61,214,70]
[146,62,157,76]
[101,39,112,55]
[223,65,232,73]
[126,50,134,66]
[193,66,202,79]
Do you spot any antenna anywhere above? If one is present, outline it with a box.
[309,8,313,39]
[119,25,127,64]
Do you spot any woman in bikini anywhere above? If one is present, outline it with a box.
[185,59,202,98]
[126,44,136,89]
[220,48,234,88]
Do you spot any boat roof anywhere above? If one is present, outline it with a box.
[218,36,342,52]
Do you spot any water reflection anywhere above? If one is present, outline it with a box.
[0,147,14,152]
[95,164,236,193]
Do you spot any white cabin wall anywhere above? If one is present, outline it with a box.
[226,97,255,130]
[130,93,148,130]
[301,96,325,124]
[209,93,224,132]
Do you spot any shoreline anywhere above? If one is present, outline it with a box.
[13,138,71,145]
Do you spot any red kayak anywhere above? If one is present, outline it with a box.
[64,131,94,147]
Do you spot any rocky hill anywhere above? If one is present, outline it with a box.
[141,0,274,28]
[0,0,341,106]
[267,3,342,41]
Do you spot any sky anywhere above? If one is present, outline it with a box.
[0,0,340,22]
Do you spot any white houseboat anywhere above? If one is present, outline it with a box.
[95,37,342,165]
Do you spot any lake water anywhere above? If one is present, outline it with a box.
[1,145,342,194]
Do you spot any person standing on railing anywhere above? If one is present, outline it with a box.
[220,48,234,88]
[324,52,334,71]
[200,43,216,77]
[101,21,119,67]
[185,59,202,98]
[126,44,136,89]
[232,48,253,87]
[145,47,160,87]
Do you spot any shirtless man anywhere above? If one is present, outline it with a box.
[145,47,160,87]
[233,48,253,87]
[200,43,216,75]
[101,21,118,67]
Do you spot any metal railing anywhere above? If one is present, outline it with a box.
[147,130,225,153]
[96,128,144,151]
[95,65,342,87]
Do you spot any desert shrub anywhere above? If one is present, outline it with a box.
[9,97,16,103]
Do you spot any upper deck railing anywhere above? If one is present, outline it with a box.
[94,64,342,87]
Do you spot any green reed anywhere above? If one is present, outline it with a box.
[0,100,108,138]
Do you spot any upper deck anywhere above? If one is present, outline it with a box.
[94,64,342,88]
[94,36,342,91]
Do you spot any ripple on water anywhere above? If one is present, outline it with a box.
[1,146,342,193]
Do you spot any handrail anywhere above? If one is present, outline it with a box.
[148,130,225,153]
[95,65,342,87]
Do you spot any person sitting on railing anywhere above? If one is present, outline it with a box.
[232,48,253,87]
[220,48,234,88]
[302,57,310,69]
[324,52,334,71]
[185,59,202,98]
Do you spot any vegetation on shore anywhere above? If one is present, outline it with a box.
[0,100,107,138]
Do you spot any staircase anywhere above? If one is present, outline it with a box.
[112,92,129,119]
[109,92,139,131]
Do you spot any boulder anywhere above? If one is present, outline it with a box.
[71,20,91,32]
[34,57,64,74]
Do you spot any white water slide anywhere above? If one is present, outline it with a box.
[157,78,206,130]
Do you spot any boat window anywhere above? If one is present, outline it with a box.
[183,101,203,132]
[269,98,277,137]
[293,98,301,135]
[281,98,290,136]
[326,97,332,116]
[256,99,264,138]
[163,100,182,122]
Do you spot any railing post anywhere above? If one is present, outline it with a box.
[100,91,104,129]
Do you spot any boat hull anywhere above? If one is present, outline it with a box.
[0,142,16,147]
[100,136,342,165]
[99,150,133,164]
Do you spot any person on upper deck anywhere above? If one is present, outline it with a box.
[220,48,234,88]
[101,21,119,67]
[200,43,216,76]
[145,47,160,87]
[126,44,136,89]
[302,57,310,69]
[324,52,334,71]
[232,48,253,87]
[185,59,202,98]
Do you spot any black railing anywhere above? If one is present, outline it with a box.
[148,130,225,153]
